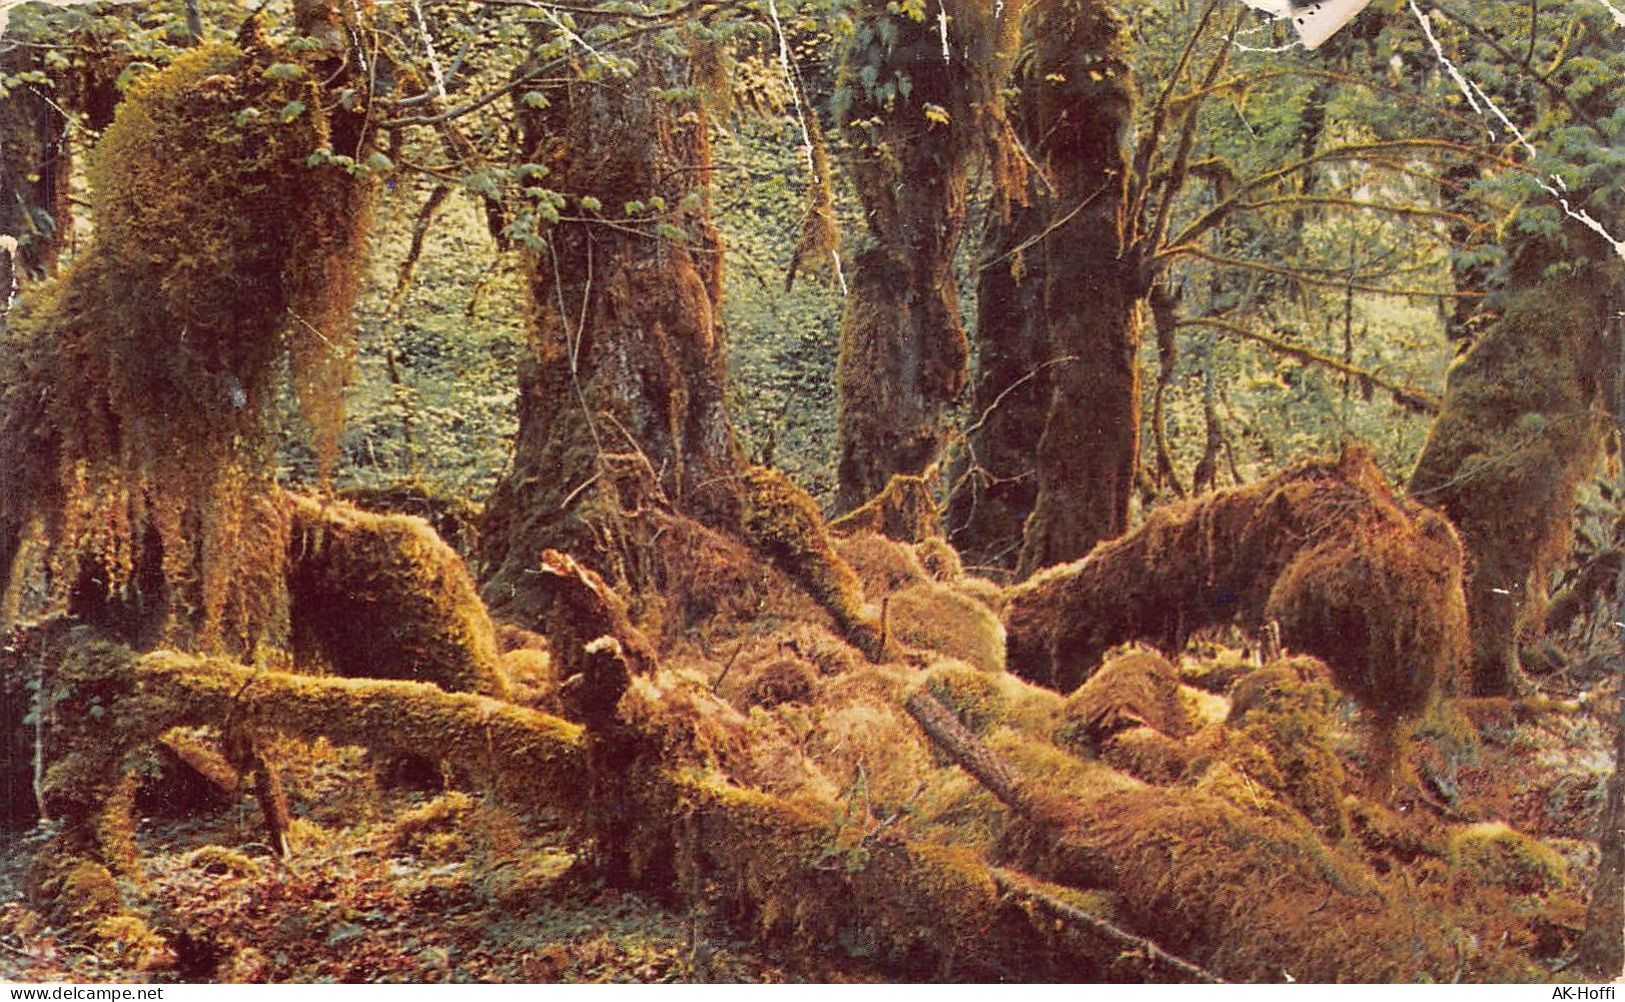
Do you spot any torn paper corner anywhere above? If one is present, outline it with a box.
[1240,0,1376,51]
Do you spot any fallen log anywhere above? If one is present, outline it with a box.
[905,685,1464,982]
[1003,446,1467,739]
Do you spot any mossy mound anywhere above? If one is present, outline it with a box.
[888,581,1006,673]
[833,531,930,597]
[1448,822,1569,894]
[1058,649,1191,751]
[287,494,508,698]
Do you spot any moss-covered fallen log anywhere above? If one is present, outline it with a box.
[907,684,1465,982]
[1003,447,1468,737]
[27,630,586,933]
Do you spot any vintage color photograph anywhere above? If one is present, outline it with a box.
[0,0,1621,984]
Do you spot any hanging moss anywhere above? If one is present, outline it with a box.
[0,34,375,654]
[286,493,508,698]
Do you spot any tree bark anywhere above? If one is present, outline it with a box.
[832,1,981,513]
[479,33,743,608]
[1012,0,1141,578]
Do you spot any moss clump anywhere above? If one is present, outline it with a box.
[388,791,477,859]
[742,657,819,709]
[912,537,964,582]
[1219,661,1351,838]
[739,466,887,660]
[184,845,262,878]
[338,480,483,559]
[1448,822,1569,894]
[1059,650,1191,751]
[287,493,509,698]
[833,532,929,598]
[829,473,944,544]
[889,581,1006,673]
[36,860,125,929]
[924,663,1007,735]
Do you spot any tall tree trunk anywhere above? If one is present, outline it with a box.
[945,192,1051,572]
[1408,245,1621,696]
[833,2,980,513]
[478,36,743,616]
[1015,0,1140,578]
[1578,291,1625,978]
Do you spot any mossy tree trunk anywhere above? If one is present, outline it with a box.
[832,1,982,514]
[1014,0,1141,579]
[944,105,1050,573]
[478,34,744,614]
[1408,247,1622,696]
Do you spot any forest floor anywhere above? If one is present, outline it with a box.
[0,643,1612,985]
[0,743,880,984]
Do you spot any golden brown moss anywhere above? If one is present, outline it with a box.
[287,493,508,698]
[1448,822,1569,894]
[1058,649,1191,751]
[1004,446,1467,736]
[888,581,1006,672]
[0,36,375,652]
[739,466,888,660]
[829,473,944,543]
[833,531,930,597]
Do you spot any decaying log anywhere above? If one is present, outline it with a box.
[903,680,1462,982]
[1004,447,1467,734]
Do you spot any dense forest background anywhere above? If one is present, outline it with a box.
[0,0,1622,984]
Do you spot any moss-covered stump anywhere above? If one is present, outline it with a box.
[287,493,509,699]
[337,480,483,559]
[829,473,944,544]
[1004,446,1467,734]
[739,467,889,661]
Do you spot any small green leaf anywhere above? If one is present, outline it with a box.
[365,152,394,172]
[579,195,601,213]
[262,62,306,81]
[654,222,685,242]
[521,91,549,109]
[623,200,645,216]
[279,100,307,123]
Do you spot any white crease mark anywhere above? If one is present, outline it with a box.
[938,1,950,62]
[409,0,446,97]
[1407,0,1625,261]
[766,0,848,295]
[1595,0,1625,28]
[0,234,17,317]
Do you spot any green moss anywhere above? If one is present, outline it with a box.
[1448,821,1569,894]
[924,663,1006,735]
[287,493,509,698]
